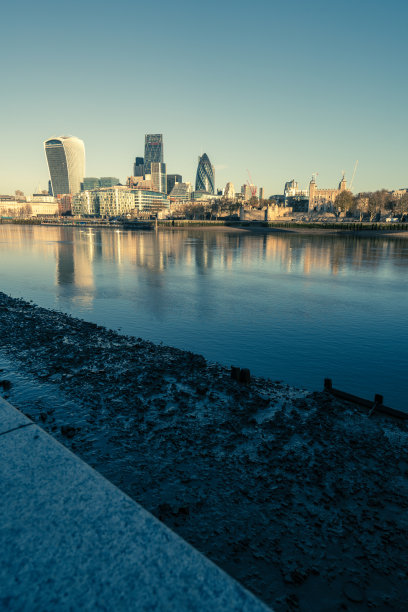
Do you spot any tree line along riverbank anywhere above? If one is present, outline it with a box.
[0,292,407,610]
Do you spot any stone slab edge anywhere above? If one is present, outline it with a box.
[0,397,271,611]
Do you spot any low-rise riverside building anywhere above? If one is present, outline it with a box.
[31,203,59,216]
[169,182,192,202]
[72,191,100,216]
[0,194,58,217]
[72,187,170,218]
[191,190,221,202]
[98,188,135,217]
[0,199,29,217]
[133,189,170,215]
[73,187,134,217]
[392,188,408,198]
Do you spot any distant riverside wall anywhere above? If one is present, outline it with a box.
[158,220,408,232]
[1,217,408,233]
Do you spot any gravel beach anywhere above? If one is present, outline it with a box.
[0,291,407,611]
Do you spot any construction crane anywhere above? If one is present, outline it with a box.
[246,169,257,197]
[349,160,359,192]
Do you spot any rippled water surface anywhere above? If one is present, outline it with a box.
[1,224,407,409]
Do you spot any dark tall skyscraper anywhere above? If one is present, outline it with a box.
[133,157,144,176]
[144,134,163,163]
[132,134,166,192]
[167,174,182,194]
[143,134,166,192]
[195,153,215,194]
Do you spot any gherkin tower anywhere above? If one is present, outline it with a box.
[195,153,215,194]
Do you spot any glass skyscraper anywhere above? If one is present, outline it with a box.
[133,157,144,176]
[144,162,167,194]
[131,134,166,192]
[82,177,100,191]
[144,134,163,163]
[143,134,166,192]
[167,174,182,194]
[195,153,215,194]
[44,136,85,196]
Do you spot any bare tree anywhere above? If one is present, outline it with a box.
[334,190,356,217]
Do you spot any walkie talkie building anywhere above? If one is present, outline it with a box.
[195,153,215,194]
[44,136,85,196]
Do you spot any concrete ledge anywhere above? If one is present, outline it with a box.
[0,398,270,611]
[0,395,31,434]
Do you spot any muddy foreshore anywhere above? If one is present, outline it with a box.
[0,291,407,611]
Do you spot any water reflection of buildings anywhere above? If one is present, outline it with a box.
[54,228,95,306]
[2,226,408,307]
[56,229,74,286]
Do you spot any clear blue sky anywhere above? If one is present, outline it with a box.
[1,0,407,196]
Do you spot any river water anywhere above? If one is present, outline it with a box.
[0,224,407,410]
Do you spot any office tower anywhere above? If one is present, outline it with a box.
[144,162,167,194]
[195,153,215,194]
[133,157,144,176]
[143,134,166,192]
[167,174,182,194]
[144,134,163,163]
[169,182,192,201]
[48,180,53,196]
[224,182,235,199]
[44,136,85,196]
[259,187,264,200]
[241,184,256,201]
[100,177,120,188]
[82,177,100,191]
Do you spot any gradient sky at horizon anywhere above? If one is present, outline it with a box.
[1,0,407,196]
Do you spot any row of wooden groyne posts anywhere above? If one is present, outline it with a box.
[231,366,407,420]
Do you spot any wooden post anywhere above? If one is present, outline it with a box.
[239,368,251,385]
[324,378,333,391]
[231,366,240,381]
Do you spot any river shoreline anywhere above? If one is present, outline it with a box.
[165,224,408,238]
[3,218,408,238]
[1,292,407,611]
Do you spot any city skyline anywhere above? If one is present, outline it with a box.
[1,0,407,196]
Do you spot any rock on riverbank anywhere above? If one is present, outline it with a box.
[0,291,407,611]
